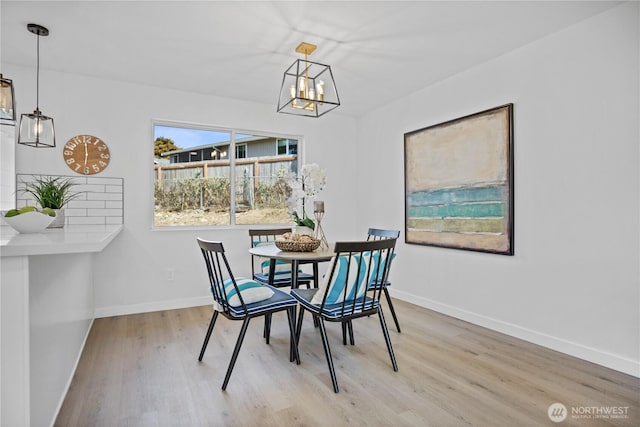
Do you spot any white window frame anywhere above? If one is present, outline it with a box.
[151,120,303,229]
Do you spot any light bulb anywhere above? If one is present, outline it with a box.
[317,80,325,102]
[0,93,9,110]
[0,78,13,117]
[298,78,305,98]
[289,84,296,99]
[34,119,43,136]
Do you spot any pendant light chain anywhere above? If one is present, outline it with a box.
[36,32,40,111]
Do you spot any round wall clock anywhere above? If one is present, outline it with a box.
[63,134,110,175]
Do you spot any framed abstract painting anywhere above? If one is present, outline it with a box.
[404,103,514,255]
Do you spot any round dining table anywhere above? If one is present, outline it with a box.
[248,243,335,288]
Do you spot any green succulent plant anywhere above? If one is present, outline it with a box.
[22,176,80,210]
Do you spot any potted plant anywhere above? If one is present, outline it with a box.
[286,163,326,235]
[21,176,80,228]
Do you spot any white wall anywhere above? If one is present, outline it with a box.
[4,63,359,316]
[5,2,637,377]
[356,2,639,376]
[0,125,15,210]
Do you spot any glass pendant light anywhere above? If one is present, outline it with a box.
[0,73,16,125]
[18,23,55,148]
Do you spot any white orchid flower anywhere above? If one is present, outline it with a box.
[286,163,327,227]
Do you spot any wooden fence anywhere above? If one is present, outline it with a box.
[155,155,296,186]
[154,155,296,209]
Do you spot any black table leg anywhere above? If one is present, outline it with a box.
[291,260,299,289]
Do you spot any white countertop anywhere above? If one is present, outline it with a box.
[0,224,123,257]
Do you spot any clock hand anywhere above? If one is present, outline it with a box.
[84,143,89,174]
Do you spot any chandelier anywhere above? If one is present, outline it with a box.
[277,42,340,118]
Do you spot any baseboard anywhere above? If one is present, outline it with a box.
[49,318,94,427]
[94,296,211,318]
[389,289,640,378]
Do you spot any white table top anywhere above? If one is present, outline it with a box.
[0,224,123,257]
[249,242,335,262]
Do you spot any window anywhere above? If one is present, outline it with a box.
[277,138,298,155]
[153,122,300,227]
[236,143,247,159]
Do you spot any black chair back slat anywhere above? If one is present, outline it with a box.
[197,238,249,316]
[366,228,400,241]
[248,227,293,241]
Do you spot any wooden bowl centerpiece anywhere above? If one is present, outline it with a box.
[275,232,321,252]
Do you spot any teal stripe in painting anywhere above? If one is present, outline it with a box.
[408,202,505,218]
[408,184,506,207]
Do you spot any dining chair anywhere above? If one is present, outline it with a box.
[367,228,401,333]
[341,228,401,347]
[196,238,300,390]
[290,238,398,393]
[249,228,314,288]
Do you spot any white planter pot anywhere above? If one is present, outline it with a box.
[47,209,65,228]
[293,225,314,236]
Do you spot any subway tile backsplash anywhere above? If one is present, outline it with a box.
[16,174,124,226]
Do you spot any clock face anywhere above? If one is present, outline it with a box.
[63,134,110,175]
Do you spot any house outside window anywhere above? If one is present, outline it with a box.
[153,123,300,227]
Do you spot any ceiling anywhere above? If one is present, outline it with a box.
[1,1,619,117]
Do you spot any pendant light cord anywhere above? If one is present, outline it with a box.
[36,33,40,111]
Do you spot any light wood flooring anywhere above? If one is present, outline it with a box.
[56,299,639,426]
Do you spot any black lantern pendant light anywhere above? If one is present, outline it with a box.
[0,73,16,125]
[18,23,55,147]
